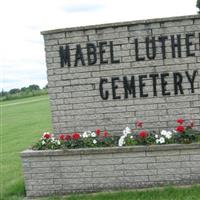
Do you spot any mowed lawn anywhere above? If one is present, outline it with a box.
[1,95,52,200]
[1,95,200,200]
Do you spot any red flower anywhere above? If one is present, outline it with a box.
[72,133,80,140]
[136,120,143,128]
[139,130,148,138]
[104,130,108,137]
[65,134,71,141]
[177,118,184,124]
[96,129,101,136]
[176,125,185,133]
[59,134,65,140]
[43,133,51,139]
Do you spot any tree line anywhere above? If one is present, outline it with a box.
[0,84,48,101]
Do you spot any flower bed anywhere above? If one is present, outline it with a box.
[21,118,200,198]
[32,118,200,150]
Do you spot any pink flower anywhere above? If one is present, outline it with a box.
[176,125,185,133]
[177,118,184,124]
[104,130,108,137]
[139,130,148,138]
[59,134,65,140]
[136,120,143,128]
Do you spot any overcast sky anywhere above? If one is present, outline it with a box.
[0,0,197,91]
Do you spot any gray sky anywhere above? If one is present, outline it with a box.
[0,0,197,91]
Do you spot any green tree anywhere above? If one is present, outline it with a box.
[0,89,7,97]
[197,0,200,13]
[21,87,27,92]
[28,84,40,91]
[9,88,20,94]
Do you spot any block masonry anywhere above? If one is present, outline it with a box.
[21,144,200,197]
[42,15,200,135]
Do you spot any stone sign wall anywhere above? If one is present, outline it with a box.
[42,15,200,135]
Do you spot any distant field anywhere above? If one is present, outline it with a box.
[1,95,52,200]
[1,95,200,200]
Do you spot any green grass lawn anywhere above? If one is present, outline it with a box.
[1,95,200,200]
[1,95,52,200]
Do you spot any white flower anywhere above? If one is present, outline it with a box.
[130,136,133,139]
[51,137,55,142]
[91,132,96,137]
[125,127,131,134]
[161,130,167,136]
[155,134,159,138]
[156,139,160,144]
[93,139,97,144]
[87,131,92,135]
[42,140,46,145]
[57,140,61,145]
[156,137,165,144]
[159,137,165,144]
[165,131,172,139]
[123,127,131,137]
[83,131,92,138]
[83,131,89,138]
[173,129,177,133]
[123,129,128,136]
[118,135,126,147]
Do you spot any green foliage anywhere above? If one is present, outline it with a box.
[174,127,200,144]
[124,135,138,146]
[1,89,48,101]
[9,88,20,94]
[0,84,48,101]
[32,137,61,150]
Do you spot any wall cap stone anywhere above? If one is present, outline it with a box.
[41,15,200,35]
[21,143,200,157]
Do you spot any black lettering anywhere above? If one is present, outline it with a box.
[74,44,85,66]
[159,36,168,59]
[123,76,136,98]
[186,33,195,57]
[59,45,71,68]
[87,43,97,65]
[161,73,170,96]
[146,37,156,60]
[185,70,198,93]
[149,74,159,96]
[99,42,108,64]
[171,35,182,58]
[110,41,120,63]
[112,77,121,99]
[173,72,184,95]
[135,39,145,61]
[139,75,148,97]
[99,78,109,100]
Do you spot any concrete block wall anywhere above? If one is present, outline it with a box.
[42,15,200,135]
[21,144,200,197]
